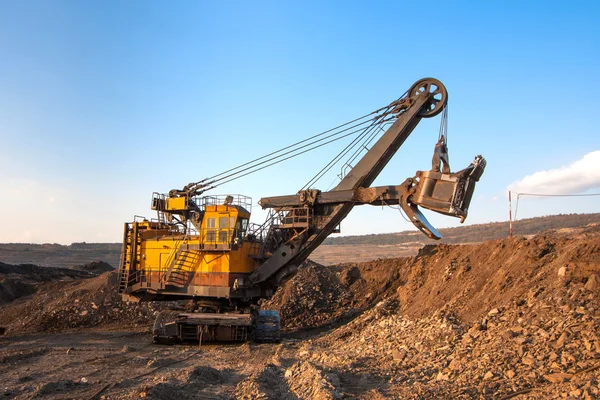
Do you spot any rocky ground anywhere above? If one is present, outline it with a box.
[0,225,599,399]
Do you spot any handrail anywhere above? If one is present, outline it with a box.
[164,246,185,283]
[164,237,186,278]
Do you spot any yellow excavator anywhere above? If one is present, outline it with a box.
[117,78,486,343]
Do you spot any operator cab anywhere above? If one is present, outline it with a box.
[200,196,251,249]
[151,192,252,248]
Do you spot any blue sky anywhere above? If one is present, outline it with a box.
[0,1,598,244]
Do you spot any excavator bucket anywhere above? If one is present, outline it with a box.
[401,155,486,239]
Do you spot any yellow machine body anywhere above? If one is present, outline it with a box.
[165,197,187,212]
[119,201,261,302]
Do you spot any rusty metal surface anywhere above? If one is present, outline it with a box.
[408,78,448,117]
[176,313,253,326]
[411,155,487,223]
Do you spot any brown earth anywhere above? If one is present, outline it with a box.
[0,261,173,335]
[310,243,420,266]
[0,261,112,305]
[0,225,599,399]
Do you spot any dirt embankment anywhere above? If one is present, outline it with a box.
[1,226,599,398]
[256,225,600,398]
[263,224,600,331]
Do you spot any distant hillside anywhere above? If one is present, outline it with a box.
[0,242,121,269]
[1,213,599,268]
[322,213,600,246]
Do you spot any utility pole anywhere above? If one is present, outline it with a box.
[508,190,513,238]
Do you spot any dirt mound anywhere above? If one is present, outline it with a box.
[234,361,342,400]
[0,261,106,305]
[136,365,234,400]
[264,227,600,335]
[262,227,600,398]
[33,379,90,398]
[234,364,292,399]
[262,258,410,330]
[261,261,354,329]
[0,278,37,305]
[69,260,115,274]
[0,261,101,278]
[304,271,600,398]
[0,271,163,335]
[393,231,600,324]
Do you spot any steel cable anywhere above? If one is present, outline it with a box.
[344,122,392,171]
[194,110,384,187]
[301,117,384,190]
[206,116,380,189]
[213,126,375,187]
[196,90,411,191]
[302,88,411,190]
[305,117,396,190]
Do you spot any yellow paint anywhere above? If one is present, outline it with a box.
[123,204,259,279]
[137,239,258,273]
[165,197,187,211]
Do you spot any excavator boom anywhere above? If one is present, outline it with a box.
[240,78,485,289]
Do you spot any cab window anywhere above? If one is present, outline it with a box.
[206,217,217,242]
[218,216,230,242]
[235,218,249,242]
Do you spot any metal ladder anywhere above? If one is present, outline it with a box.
[164,248,198,287]
[118,223,137,293]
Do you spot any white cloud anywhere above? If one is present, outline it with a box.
[508,151,600,195]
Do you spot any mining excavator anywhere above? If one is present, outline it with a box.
[117,78,486,343]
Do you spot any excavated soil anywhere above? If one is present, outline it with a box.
[0,262,168,335]
[0,225,599,399]
[0,262,112,305]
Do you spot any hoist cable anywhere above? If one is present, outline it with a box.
[311,88,412,190]
[302,90,414,190]
[302,116,394,190]
[193,90,413,192]
[438,106,448,144]
[208,117,378,187]
[345,122,390,169]
[329,121,387,184]
[308,118,395,190]
[214,125,373,187]
[197,110,384,186]
[302,125,375,190]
